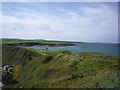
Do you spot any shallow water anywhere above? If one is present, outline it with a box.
[29,42,119,56]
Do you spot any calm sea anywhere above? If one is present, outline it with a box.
[30,42,119,56]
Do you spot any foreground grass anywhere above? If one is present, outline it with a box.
[2,45,119,88]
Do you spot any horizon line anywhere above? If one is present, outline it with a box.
[1,38,119,44]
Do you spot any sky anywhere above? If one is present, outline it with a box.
[1,2,118,43]
[1,0,120,2]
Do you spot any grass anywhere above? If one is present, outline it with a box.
[1,39,75,46]
[27,48,71,56]
[2,45,119,88]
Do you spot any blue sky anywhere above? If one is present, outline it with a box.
[1,2,118,43]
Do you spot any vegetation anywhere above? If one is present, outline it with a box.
[2,71,18,86]
[2,45,119,88]
[1,39,75,46]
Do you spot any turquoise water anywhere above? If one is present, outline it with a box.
[30,42,119,56]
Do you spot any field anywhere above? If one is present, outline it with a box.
[1,39,119,88]
[1,39,75,46]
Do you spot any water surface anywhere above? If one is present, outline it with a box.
[29,42,118,56]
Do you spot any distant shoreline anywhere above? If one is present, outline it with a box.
[1,39,76,47]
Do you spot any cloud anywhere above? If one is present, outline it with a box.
[2,2,118,43]
[2,0,120,2]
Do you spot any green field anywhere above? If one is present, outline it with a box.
[1,39,75,46]
[2,44,119,88]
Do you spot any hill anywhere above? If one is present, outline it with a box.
[1,39,75,46]
[2,45,119,88]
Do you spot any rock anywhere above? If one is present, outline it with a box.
[20,86,23,88]
[0,82,3,88]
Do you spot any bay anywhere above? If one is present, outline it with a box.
[29,42,119,56]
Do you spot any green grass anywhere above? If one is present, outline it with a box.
[27,48,71,56]
[1,39,74,46]
[2,45,119,88]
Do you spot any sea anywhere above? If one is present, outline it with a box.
[29,42,119,56]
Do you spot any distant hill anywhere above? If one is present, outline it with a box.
[1,39,75,46]
[1,38,21,41]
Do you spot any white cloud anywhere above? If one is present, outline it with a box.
[2,3,118,43]
[2,0,120,2]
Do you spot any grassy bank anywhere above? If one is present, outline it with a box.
[2,45,119,88]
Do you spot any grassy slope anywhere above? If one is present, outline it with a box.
[1,39,74,46]
[2,45,119,88]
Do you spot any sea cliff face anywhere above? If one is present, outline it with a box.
[2,45,119,88]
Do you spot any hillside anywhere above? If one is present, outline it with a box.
[1,39,75,46]
[2,45,119,88]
